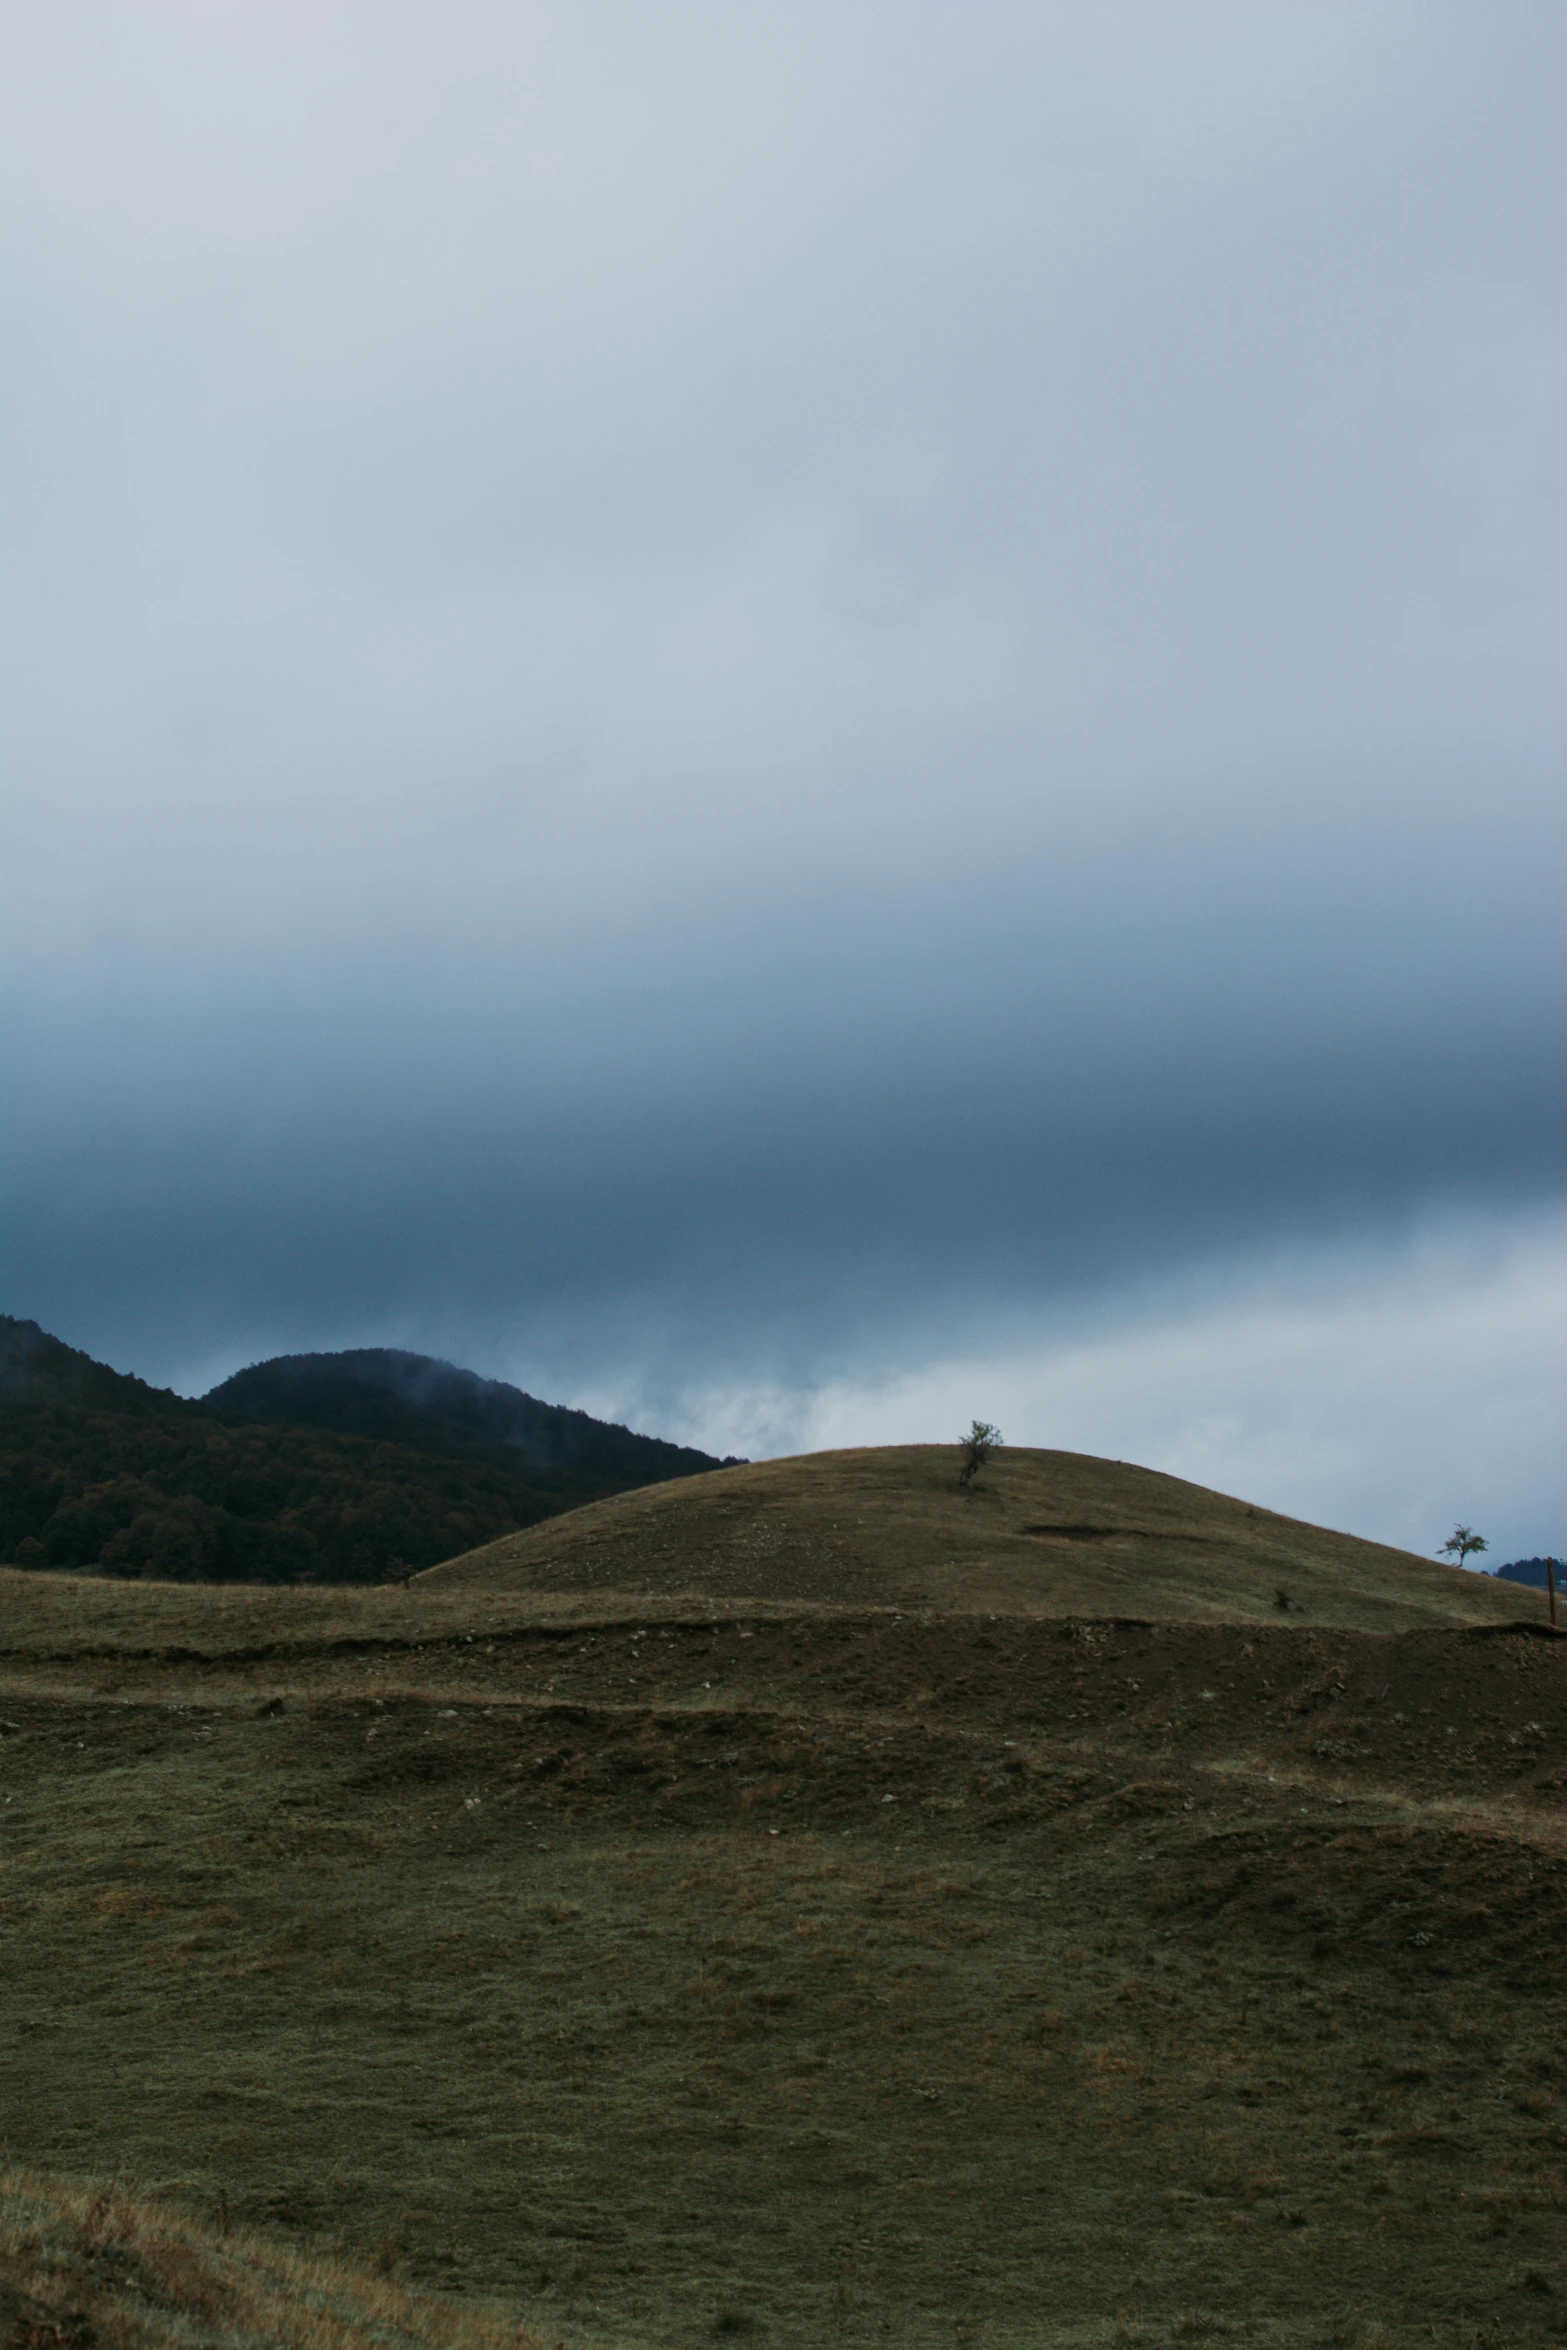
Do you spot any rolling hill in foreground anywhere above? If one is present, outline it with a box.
[421,1442,1536,1632]
[1,1442,1561,2349]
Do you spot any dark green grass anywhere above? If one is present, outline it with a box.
[3,1655,1565,2349]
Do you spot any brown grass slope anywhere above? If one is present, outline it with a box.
[0,2165,558,2350]
[420,1443,1538,1631]
[1,1554,1564,2348]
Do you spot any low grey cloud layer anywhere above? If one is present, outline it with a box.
[3,3,1563,1553]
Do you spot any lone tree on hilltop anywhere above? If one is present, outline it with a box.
[958,1421,1002,1489]
[1438,1525,1488,1570]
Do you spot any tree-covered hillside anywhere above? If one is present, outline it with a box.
[203,1348,735,1500]
[0,1319,559,1584]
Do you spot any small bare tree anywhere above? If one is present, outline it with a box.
[1438,1525,1488,1569]
[958,1421,1002,1488]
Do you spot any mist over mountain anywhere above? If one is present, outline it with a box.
[203,1349,738,1497]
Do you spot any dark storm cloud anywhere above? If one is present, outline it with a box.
[1,3,1563,1542]
[7,785,1559,1391]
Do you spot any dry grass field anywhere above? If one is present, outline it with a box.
[0,2165,549,2350]
[2,1448,1562,2349]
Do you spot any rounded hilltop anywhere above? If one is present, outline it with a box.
[416,1443,1538,1633]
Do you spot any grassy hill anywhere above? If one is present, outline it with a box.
[1,1439,1560,2348]
[421,1442,1538,1632]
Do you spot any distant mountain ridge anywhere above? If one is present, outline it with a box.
[202,1348,737,1498]
[0,1317,187,1421]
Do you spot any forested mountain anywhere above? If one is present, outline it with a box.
[203,1348,735,1500]
[0,1316,180,1421]
[0,1407,556,1584]
[0,1319,728,1586]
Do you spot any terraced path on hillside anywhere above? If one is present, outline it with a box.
[3,1574,1564,2349]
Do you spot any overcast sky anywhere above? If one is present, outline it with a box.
[3,2,1563,1558]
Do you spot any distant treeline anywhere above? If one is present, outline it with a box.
[1492,1558,1561,1590]
[0,1404,558,1585]
[0,1319,733,1586]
